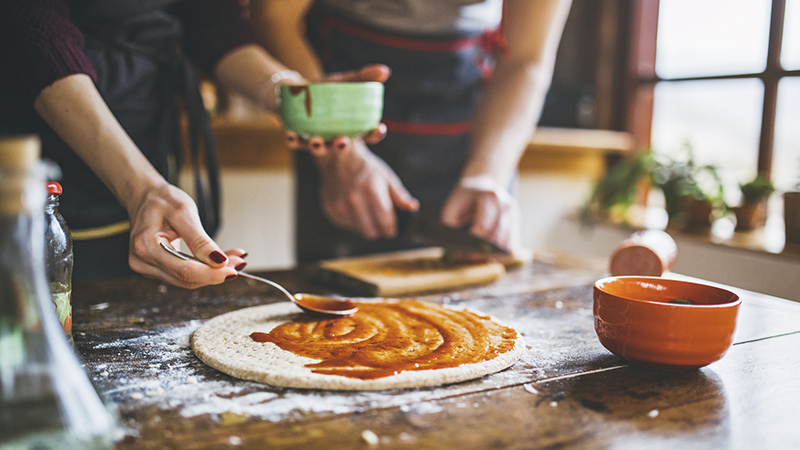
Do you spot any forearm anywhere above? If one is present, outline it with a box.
[461,0,572,187]
[213,0,323,111]
[33,74,167,214]
[463,61,552,186]
[213,44,306,113]
[249,0,324,80]
[34,75,240,287]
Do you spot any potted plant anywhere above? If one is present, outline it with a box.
[731,173,775,231]
[653,147,726,230]
[580,150,655,225]
[581,145,727,230]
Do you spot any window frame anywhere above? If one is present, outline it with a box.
[624,0,800,177]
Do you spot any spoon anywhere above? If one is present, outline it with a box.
[159,242,357,317]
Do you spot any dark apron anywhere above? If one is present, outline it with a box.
[295,7,502,263]
[36,9,220,281]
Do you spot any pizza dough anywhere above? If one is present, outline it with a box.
[191,300,525,390]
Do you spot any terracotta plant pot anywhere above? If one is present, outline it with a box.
[669,198,715,231]
[732,201,768,231]
[785,192,800,246]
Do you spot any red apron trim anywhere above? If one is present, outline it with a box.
[384,119,473,136]
[480,28,509,56]
[321,14,483,52]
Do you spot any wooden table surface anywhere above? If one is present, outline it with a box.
[72,252,800,449]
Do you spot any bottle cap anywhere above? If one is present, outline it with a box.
[47,182,63,194]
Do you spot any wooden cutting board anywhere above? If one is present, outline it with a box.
[315,247,507,297]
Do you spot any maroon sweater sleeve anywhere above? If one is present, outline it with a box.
[168,0,257,74]
[0,0,97,102]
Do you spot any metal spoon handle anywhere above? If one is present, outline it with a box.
[160,241,204,263]
[159,242,357,317]
[159,242,297,300]
[235,271,295,300]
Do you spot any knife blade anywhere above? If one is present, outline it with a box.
[396,210,510,256]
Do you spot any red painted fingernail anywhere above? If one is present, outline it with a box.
[235,262,247,271]
[225,274,238,281]
[209,251,227,264]
[240,252,249,259]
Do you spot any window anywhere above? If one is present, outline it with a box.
[629,0,800,197]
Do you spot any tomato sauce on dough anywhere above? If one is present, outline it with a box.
[250,300,518,380]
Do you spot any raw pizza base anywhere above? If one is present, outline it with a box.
[191,301,525,391]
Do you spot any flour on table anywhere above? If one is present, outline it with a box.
[87,310,542,423]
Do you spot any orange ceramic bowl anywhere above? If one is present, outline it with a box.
[593,276,741,371]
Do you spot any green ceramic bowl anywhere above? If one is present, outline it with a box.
[278,82,384,140]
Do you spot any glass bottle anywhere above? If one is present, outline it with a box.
[0,135,116,449]
[44,181,73,343]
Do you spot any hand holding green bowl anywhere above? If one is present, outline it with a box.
[278,82,384,140]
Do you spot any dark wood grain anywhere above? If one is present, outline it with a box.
[69,253,800,449]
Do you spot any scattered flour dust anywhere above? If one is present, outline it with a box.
[90,320,528,423]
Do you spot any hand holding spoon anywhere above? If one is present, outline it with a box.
[160,242,357,317]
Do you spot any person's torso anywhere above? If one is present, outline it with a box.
[315,0,503,36]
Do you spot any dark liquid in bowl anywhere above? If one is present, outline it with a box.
[668,298,694,305]
[289,85,313,117]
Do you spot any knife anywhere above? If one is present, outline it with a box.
[395,209,510,256]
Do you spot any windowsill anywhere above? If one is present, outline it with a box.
[694,220,799,260]
[597,205,800,263]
